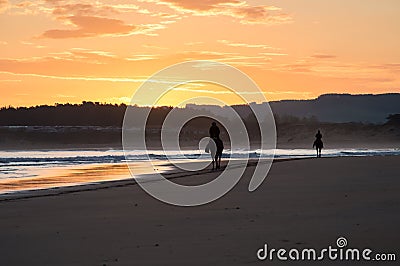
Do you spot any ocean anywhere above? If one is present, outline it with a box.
[0,148,399,194]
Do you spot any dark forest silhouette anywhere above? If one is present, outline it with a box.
[0,101,399,149]
[0,102,127,126]
[2,93,400,126]
[3,102,397,126]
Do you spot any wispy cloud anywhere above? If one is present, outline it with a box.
[39,15,139,39]
[259,52,288,56]
[50,2,141,17]
[53,94,77,99]
[125,54,160,61]
[156,84,310,97]
[140,0,292,25]
[0,71,208,85]
[218,39,277,50]
[0,71,146,82]
[142,44,168,50]
[265,59,400,86]
[0,0,8,13]
[181,51,271,68]
[20,41,47,49]
[311,54,337,59]
[370,63,400,71]
[69,48,116,58]
[5,1,168,38]
[230,4,292,25]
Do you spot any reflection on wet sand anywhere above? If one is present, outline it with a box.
[0,162,173,194]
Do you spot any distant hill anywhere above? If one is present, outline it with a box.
[0,93,399,126]
[269,93,400,123]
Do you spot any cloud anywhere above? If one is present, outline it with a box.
[141,0,292,25]
[180,51,270,68]
[142,44,168,50]
[155,0,242,11]
[20,41,47,49]
[311,54,337,59]
[69,48,116,58]
[8,1,166,37]
[265,59,400,85]
[217,40,287,57]
[0,0,8,13]
[218,39,277,49]
[1,52,122,63]
[53,94,77,99]
[52,3,115,16]
[0,70,147,83]
[259,52,288,56]
[373,63,400,71]
[40,15,138,38]
[8,1,142,16]
[47,48,119,64]
[231,5,291,25]
[125,54,160,61]
[0,71,211,87]
[50,2,141,17]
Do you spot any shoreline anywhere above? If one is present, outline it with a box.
[0,157,303,202]
[1,155,397,202]
[1,141,399,151]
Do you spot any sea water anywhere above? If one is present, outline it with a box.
[0,148,399,194]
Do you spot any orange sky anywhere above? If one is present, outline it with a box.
[1,0,399,107]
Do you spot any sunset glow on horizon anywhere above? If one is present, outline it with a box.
[1,0,400,107]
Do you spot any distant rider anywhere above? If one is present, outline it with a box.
[209,122,220,139]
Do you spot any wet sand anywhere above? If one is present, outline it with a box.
[0,161,174,194]
[0,156,399,265]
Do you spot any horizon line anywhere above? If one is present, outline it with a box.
[2,92,400,109]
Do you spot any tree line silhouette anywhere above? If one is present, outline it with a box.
[1,102,398,127]
[0,102,398,149]
[0,102,127,126]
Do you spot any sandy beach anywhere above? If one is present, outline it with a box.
[0,156,399,265]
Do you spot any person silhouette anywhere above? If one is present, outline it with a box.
[207,122,223,169]
[209,121,220,139]
[313,130,323,158]
[315,130,322,140]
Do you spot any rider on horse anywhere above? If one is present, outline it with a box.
[313,130,323,157]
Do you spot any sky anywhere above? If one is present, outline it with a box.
[1,0,400,107]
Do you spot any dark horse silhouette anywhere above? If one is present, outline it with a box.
[313,130,323,157]
[206,137,224,170]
